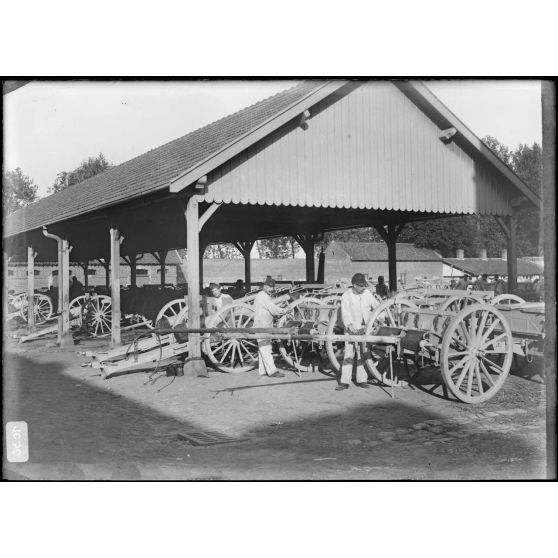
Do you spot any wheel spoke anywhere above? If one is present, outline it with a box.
[449,355,470,377]
[476,310,489,338]
[219,341,235,363]
[474,361,484,395]
[455,359,472,389]
[479,319,499,344]
[479,361,496,386]
[479,355,505,375]
[466,360,474,396]
[482,332,507,349]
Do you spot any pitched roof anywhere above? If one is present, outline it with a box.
[328,241,441,261]
[4,81,324,238]
[443,257,543,276]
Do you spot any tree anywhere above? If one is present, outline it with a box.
[50,152,112,193]
[3,168,38,214]
[256,237,301,259]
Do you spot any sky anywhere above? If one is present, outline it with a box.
[4,79,542,199]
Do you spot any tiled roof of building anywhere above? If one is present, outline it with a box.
[443,257,543,276]
[328,241,441,261]
[5,81,322,237]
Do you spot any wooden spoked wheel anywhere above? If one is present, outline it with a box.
[440,303,513,403]
[154,298,188,328]
[362,298,418,386]
[324,304,345,374]
[277,297,322,373]
[70,295,112,336]
[203,303,258,373]
[19,293,54,325]
[491,294,525,307]
[439,295,479,313]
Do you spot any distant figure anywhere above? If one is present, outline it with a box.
[375,275,389,299]
[475,273,490,291]
[230,279,247,299]
[533,277,543,301]
[69,275,84,300]
[449,278,458,290]
[493,275,508,296]
[456,275,470,290]
[209,283,233,313]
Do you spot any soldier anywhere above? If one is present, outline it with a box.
[253,277,286,378]
[375,275,389,299]
[209,282,233,313]
[336,273,380,391]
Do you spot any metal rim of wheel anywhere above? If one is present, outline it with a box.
[155,298,188,328]
[490,294,525,307]
[362,297,418,386]
[440,303,513,403]
[439,295,480,313]
[203,302,258,373]
[78,295,112,336]
[19,293,54,325]
[277,297,323,373]
[324,303,345,374]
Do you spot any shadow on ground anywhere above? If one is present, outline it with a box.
[2,349,546,480]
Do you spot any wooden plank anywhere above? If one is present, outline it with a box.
[110,228,121,347]
[27,246,36,332]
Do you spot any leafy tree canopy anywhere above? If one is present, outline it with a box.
[3,168,38,215]
[50,153,112,193]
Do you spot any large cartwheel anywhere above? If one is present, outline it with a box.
[277,297,324,373]
[363,300,514,403]
[18,293,54,325]
[323,296,417,375]
[203,302,259,373]
[69,294,112,336]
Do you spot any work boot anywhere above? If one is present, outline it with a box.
[356,382,370,389]
[335,383,349,391]
[269,371,285,378]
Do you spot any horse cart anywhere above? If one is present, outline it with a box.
[81,285,544,405]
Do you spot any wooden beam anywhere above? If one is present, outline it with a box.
[110,227,122,347]
[60,239,72,347]
[198,202,222,232]
[494,215,510,238]
[27,246,37,333]
[184,195,208,377]
[506,214,517,293]
[233,240,255,289]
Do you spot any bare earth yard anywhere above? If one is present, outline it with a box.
[2,327,548,480]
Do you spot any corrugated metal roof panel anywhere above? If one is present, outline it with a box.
[202,82,513,215]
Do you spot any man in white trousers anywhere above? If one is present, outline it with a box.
[337,273,380,391]
[253,277,286,378]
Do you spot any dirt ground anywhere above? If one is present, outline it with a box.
[2,325,549,480]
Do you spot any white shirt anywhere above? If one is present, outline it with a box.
[340,288,379,331]
[253,290,284,328]
[211,294,233,313]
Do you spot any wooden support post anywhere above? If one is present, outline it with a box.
[542,79,556,479]
[4,254,10,325]
[184,195,208,377]
[373,223,405,293]
[293,233,323,283]
[60,239,73,347]
[199,243,207,289]
[495,214,518,293]
[122,254,140,288]
[506,214,518,293]
[233,240,255,290]
[27,246,37,333]
[110,227,122,347]
[95,258,110,290]
[79,262,90,289]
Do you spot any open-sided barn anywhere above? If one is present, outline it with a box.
[4,80,541,373]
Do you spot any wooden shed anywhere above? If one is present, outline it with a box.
[4,80,541,371]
